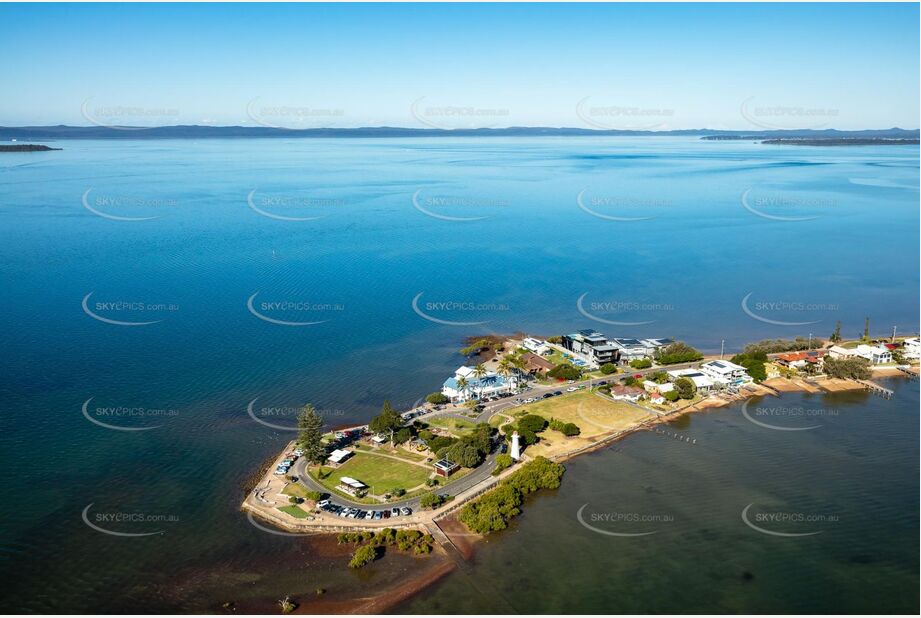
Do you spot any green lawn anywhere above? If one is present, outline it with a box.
[311,452,432,496]
[278,505,310,519]
[282,483,311,499]
[426,416,476,433]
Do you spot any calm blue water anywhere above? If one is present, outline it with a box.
[0,137,917,612]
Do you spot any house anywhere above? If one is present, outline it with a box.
[775,350,826,369]
[521,351,554,375]
[854,344,892,364]
[433,459,460,478]
[327,448,353,465]
[642,337,675,351]
[338,476,368,497]
[903,337,921,360]
[608,338,650,362]
[442,365,515,403]
[828,345,858,360]
[610,385,645,401]
[699,360,753,387]
[647,391,666,404]
[562,329,619,365]
[642,379,674,393]
[522,337,551,355]
[666,368,714,392]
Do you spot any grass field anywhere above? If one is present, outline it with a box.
[426,416,477,433]
[312,452,432,496]
[278,505,310,519]
[515,390,653,438]
[282,483,311,499]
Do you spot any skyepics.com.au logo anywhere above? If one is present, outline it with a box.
[82,188,177,222]
[741,188,836,222]
[81,97,180,130]
[246,399,345,431]
[82,292,179,326]
[740,293,837,327]
[576,190,671,222]
[247,190,346,222]
[82,397,178,432]
[741,503,837,537]
[576,503,672,537]
[411,189,508,222]
[575,96,674,130]
[410,97,510,130]
[411,292,510,326]
[739,96,839,130]
[245,97,345,129]
[576,292,674,326]
[741,400,838,432]
[82,504,179,537]
[246,292,344,327]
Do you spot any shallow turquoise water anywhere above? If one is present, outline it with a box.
[0,137,917,612]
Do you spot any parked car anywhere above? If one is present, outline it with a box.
[382,510,390,519]
[317,499,330,508]
[566,386,577,392]
[391,507,401,517]
[373,511,383,520]
[364,511,374,520]
[400,507,412,516]
[553,390,563,396]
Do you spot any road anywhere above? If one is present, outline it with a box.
[293,360,706,512]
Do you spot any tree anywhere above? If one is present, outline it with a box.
[731,351,767,383]
[493,453,513,475]
[891,348,905,364]
[830,321,842,343]
[546,336,562,344]
[629,358,653,369]
[863,317,871,342]
[369,400,402,435]
[297,404,325,463]
[456,376,470,401]
[348,544,379,569]
[426,392,449,405]
[393,427,414,444]
[674,377,697,400]
[664,390,679,402]
[600,363,618,375]
[420,492,446,509]
[656,342,703,365]
[547,363,582,381]
[823,357,871,380]
[518,414,548,433]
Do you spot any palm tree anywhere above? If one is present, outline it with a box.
[456,376,469,403]
[472,363,488,398]
[497,357,514,394]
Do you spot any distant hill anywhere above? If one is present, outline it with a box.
[0,125,917,141]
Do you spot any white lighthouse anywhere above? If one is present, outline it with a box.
[510,431,521,461]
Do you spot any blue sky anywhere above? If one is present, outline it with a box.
[1,2,918,129]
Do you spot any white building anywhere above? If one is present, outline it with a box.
[442,365,516,403]
[643,379,674,393]
[902,337,921,360]
[522,337,550,355]
[699,360,753,387]
[667,368,715,392]
[328,448,353,464]
[854,344,892,364]
[830,344,892,365]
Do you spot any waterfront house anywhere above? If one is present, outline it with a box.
[610,385,645,401]
[903,337,921,360]
[562,329,619,365]
[642,379,674,393]
[433,459,460,478]
[521,351,554,375]
[775,350,826,369]
[522,337,551,355]
[699,360,753,387]
[855,344,892,364]
[828,345,857,359]
[648,391,666,404]
[666,368,715,392]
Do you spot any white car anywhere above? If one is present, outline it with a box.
[566,387,577,392]
[317,499,330,508]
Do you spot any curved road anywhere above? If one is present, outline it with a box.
[293,361,705,511]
